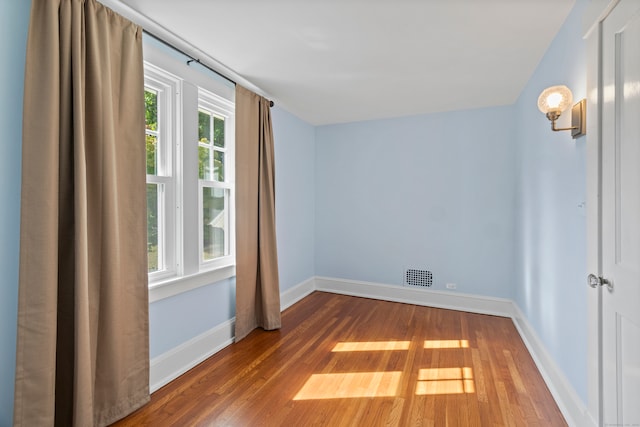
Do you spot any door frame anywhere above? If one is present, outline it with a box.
[584,1,620,426]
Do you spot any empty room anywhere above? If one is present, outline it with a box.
[1,0,638,426]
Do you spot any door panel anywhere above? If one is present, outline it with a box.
[619,315,640,423]
[602,1,640,425]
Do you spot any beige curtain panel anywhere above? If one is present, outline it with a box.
[14,0,149,425]
[235,85,281,342]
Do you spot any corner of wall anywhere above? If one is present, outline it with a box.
[511,0,590,407]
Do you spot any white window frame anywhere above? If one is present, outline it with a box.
[143,41,236,303]
[197,90,235,271]
[144,64,180,283]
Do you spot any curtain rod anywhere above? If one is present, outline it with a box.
[143,30,274,107]
[99,0,270,99]
[97,0,274,105]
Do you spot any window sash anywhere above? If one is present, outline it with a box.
[147,175,176,281]
[144,64,180,281]
[199,185,229,262]
[198,179,234,268]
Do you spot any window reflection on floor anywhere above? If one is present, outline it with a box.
[294,339,476,400]
[293,372,402,400]
[416,367,475,395]
[423,339,469,349]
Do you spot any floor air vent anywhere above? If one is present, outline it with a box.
[404,269,433,287]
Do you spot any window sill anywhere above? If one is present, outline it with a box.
[149,264,236,303]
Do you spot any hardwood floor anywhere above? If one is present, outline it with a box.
[113,292,567,426]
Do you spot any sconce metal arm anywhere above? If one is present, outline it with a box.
[551,121,579,132]
[546,111,578,132]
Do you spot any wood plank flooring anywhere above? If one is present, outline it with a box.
[112,292,567,426]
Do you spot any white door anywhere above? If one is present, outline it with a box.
[601,0,640,424]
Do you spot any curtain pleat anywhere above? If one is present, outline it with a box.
[14,1,149,425]
[235,85,281,342]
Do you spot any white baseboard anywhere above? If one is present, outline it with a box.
[510,304,596,427]
[314,276,514,317]
[150,318,235,392]
[280,277,315,311]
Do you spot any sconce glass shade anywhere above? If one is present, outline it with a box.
[537,85,573,115]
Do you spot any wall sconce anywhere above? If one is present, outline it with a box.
[537,85,586,138]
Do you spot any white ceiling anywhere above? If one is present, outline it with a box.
[119,0,575,125]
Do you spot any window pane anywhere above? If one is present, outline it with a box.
[202,187,227,261]
[214,150,224,182]
[147,183,160,272]
[146,133,157,175]
[213,116,225,148]
[145,89,158,131]
[199,110,211,143]
[199,146,211,180]
[145,89,158,175]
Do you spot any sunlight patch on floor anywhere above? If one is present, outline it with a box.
[293,372,402,400]
[415,367,475,395]
[423,339,469,349]
[332,341,411,352]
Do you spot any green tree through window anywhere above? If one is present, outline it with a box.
[145,89,159,272]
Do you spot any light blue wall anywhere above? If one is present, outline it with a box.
[0,1,31,424]
[514,0,588,403]
[315,106,517,298]
[149,279,236,357]
[272,107,316,291]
